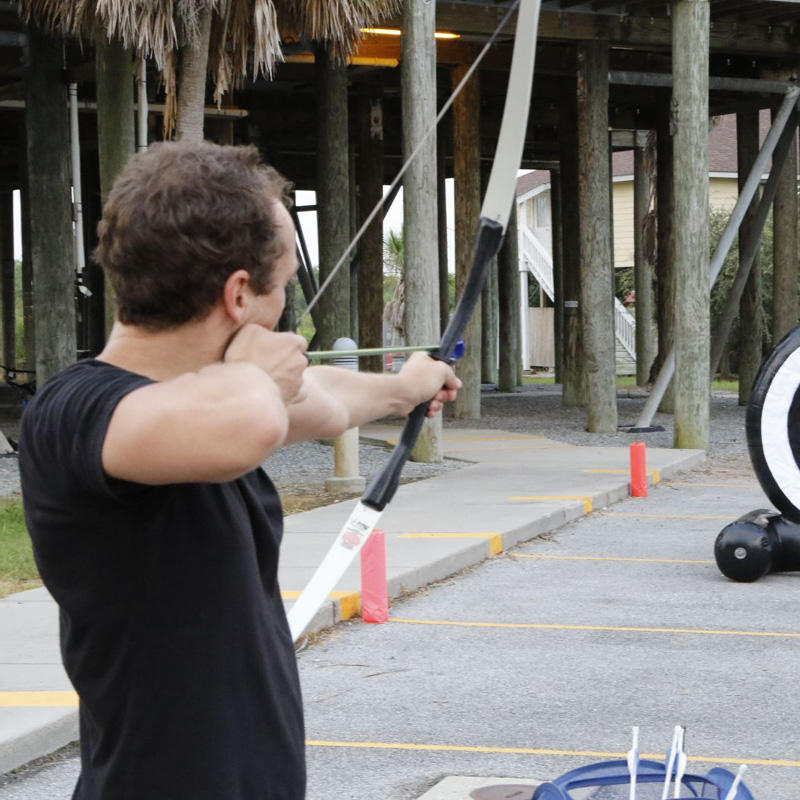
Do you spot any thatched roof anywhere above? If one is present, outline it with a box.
[21,0,400,105]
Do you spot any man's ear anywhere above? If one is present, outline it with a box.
[222,270,253,322]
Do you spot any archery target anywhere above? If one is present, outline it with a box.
[747,326,800,522]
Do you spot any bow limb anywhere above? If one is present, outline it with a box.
[287,0,541,642]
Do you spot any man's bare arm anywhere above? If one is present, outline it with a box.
[284,353,460,445]
[102,363,289,485]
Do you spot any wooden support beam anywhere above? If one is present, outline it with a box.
[498,201,521,392]
[736,109,764,406]
[431,7,800,57]
[655,98,675,410]
[633,131,655,386]
[577,42,616,433]
[25,26,77,385]
[672,0,710,450]
[437,122,450,335]
[480,165,498,385]
[772,103,799,342]
[402,0,442,459]
[551,169,565,383]
[357,89,385,375]
[315,42,350,350]
[451,63,482,419]
[95,35,135,336]
[559,91,586,408]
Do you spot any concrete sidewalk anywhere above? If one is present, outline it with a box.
[0,427,703,776]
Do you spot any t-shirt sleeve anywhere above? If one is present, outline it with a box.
[20,365,153,500]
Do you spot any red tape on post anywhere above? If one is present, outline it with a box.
[630,442,647,498]
[360,529,388,624]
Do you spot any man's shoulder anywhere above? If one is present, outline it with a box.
[22,360,150,435]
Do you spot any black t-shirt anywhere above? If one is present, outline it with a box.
[19,360,305,799]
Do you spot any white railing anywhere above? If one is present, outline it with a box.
[518,222,637,362]
[614,297,637,360]
[519,225,554,301]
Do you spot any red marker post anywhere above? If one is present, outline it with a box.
[629,442,648,498]
[360,529,388,624]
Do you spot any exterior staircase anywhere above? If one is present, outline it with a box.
[519,224,637,376]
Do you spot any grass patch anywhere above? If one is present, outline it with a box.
[0,497,40,598]
[281,491,362,516]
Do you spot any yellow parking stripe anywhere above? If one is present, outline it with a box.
[585,468,660,484]
[0,691,78,707]
[389,617,800,639]
[305,739,800,768]
[511,495,592,513]
[398,533,503,555]
[281,590,361,620]
[515,554,715,564]
[601,512,736,520]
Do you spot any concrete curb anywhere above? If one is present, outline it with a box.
[0,709,78,776]
[300,448,706,638]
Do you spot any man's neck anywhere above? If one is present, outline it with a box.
[98,316,232,382]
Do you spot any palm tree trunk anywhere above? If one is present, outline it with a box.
[176,6,213,142]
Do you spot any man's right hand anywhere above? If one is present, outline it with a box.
[224,324,308,405]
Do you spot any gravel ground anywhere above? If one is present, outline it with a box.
[0,385,751,499]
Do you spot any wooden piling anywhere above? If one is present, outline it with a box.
[672,0,710,450]
[96,35,135,336]
[402,0,442,460]
[498,202,521,392]
[315,42,350,351]
[577,42,616,433]
[560,91,586,407]
[633,131,654,386]
[772,105,799,344]
[26,27,77,385]
[736,110,763,406]
[551,170,564,384]
[451,64,482,419]
[357,89,385,374]
[655,99,675,412]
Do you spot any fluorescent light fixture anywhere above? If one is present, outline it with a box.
[360,27,460,40]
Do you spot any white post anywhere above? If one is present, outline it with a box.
[68,83,86,277]
[137,59,148,153]
[519,267,529,374]
[325,338,367,494]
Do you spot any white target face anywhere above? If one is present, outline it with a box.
[761,346,800,514]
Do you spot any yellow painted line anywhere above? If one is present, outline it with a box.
[389,617,800,639]
[601,512,737,520]
[515,554,715,564]
[305,739,800,768]
[662,481,759,489]
[585,468,660,484]
[0,691,78,707]
[281,590,361,620]
[510,495,592,513]
[398,533,503,555]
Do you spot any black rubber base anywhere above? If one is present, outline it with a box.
[619,425,666,433]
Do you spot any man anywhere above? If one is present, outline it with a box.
[19,141,460,799]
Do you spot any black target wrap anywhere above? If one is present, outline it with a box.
[747,324,800,522]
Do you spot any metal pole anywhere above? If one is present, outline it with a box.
[710,109,799,377]
[68,83,86,277]
[633,88,800,430]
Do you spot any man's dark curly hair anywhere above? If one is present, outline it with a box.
[95,141,292,330]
